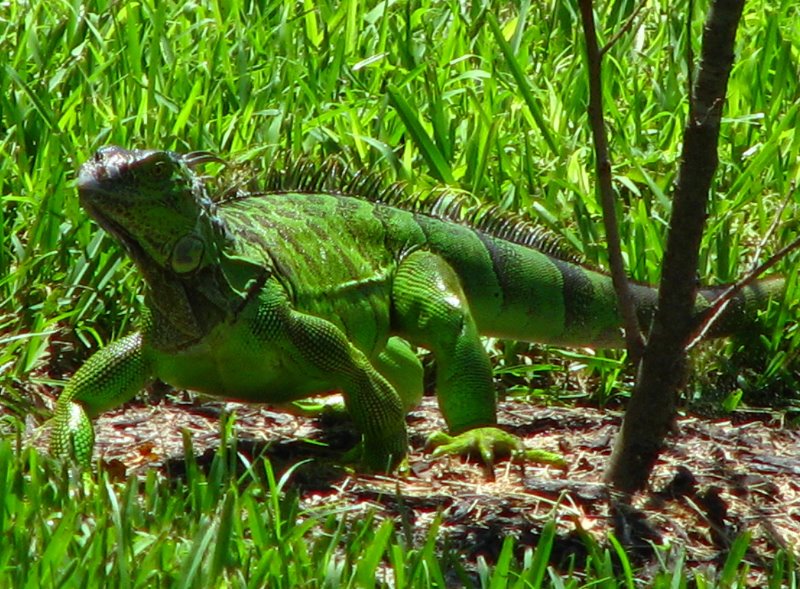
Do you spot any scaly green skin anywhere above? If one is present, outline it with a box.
[51,146,787,470]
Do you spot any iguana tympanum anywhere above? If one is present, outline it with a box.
[51,146,785,471]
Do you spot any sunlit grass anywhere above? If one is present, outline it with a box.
[1,0,799,584]
[2,421,796,588]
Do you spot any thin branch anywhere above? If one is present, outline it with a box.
[600,0,649,57]
[749,182,794,265]
[687,182,797,348]
[687,0,695,102]
[688,233,800,349]
[579,0,645,360]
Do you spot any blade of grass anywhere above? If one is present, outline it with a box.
[387,84,454,184]
[486,13,559,157]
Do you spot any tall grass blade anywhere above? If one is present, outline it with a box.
[387,85,454,184]
[486,14,559,157]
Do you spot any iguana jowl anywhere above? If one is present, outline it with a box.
[52,146,786,470]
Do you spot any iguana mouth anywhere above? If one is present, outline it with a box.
[77,158,153,270]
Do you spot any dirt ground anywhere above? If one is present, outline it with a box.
[36,390,799,584]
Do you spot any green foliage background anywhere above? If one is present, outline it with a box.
[0,0,799,584]
[3,0,799,380]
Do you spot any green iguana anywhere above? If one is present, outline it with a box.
[51,146,786,470]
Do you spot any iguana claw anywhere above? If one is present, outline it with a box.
[427,426,566,468]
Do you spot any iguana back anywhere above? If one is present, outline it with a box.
[220,181,782,350]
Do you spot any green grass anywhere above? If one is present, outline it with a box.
[1,0,799,585]
[2,420,797,589]
[2,0,798,379]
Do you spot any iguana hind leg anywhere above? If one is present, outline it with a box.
[391,250,564,467]
[391,250,496,432]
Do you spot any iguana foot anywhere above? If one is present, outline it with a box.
[51,400,95,467]
[427,427,566,467]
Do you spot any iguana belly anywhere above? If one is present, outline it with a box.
[152,321,333,403]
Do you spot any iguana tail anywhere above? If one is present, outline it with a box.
[674,275,786,342]
[417,219,787,348]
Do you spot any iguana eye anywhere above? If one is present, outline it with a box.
[133,152,175,182]
[171,235,204,274]
[150,159,173,180]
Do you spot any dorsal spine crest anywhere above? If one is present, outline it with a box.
[211,155,582,264]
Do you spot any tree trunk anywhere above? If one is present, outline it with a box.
[605,0,747,494]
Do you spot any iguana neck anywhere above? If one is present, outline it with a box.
[143,253,269,352]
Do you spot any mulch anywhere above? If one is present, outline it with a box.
[44,391,799,583]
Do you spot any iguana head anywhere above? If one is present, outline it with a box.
[77,146,262,347]
[77,145,226,276]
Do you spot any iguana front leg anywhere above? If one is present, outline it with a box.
[283,312,407,470]
[51,333,154,465]
[391,250,564,466]
[247,279,409,471]
[280,336,423,418]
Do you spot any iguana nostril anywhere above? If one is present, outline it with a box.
[95,145,125,159]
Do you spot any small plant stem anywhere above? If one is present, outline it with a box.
[688,231,800,349]
[599,0,648,57]
[578,0,645,361]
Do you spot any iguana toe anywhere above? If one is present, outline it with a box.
[427,426,566,468]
